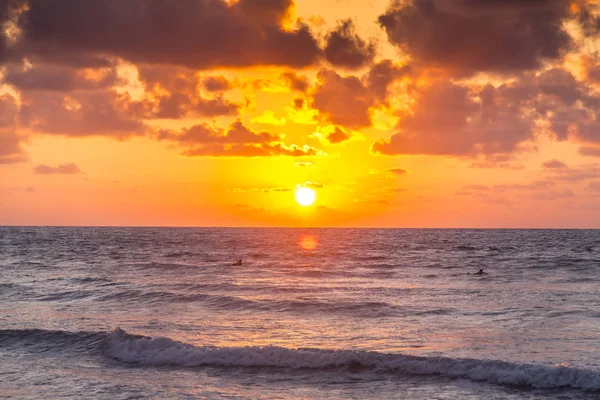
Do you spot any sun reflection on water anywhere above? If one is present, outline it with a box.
[298,234,318,250]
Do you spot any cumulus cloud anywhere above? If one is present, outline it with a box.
[310,61,409,128]
[366,59,411,102]
[132,66,239,119]
[21,90,147,138]
[372,80,533,156]
[34,163,82,174]
[15,0,322,69]
[160,120,322,157]
[327,126,352,144]
[312,69,375,128]
[379,0,572,75]
[324,19,376,69]
[182,142,321,157]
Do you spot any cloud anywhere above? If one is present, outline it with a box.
[372,80,533,156]
[203,76,231,92]
[133,66,239,119]
[21,90,147,138]
[312,69,375,128]
[261,187,292,193]
[532,188,575,200]
[546,164,600,182]
[579,146,600,157]
[251,110,286,126]
[16,0,322,69]
[3,64,120,92]
[295,161,315,168]
[327,126,351,144]
[324,19,376,69]
[281,72,309,92]
[366,59,410,102]
[588,182,600,192]
[378,0,572,75]
[159,120,278,145]
[161,120,322,157]
[298,181,324,189]
[182,142,321,157]
[0,94,26,164]
[385,168,408,175]
[33,162,82,174]
[542,159,568,169]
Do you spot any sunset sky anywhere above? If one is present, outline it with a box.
[2,0,600,227]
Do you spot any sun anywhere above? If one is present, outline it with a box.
[295,187,316,206]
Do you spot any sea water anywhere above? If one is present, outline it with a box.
[1,227,599,399]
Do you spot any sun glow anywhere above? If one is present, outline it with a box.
[295,187,316,206]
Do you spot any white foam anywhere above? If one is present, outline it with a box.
[106,329,600,391]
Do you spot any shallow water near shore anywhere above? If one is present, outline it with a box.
[1,227,600,399]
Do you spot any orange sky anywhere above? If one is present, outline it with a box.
[1,0,600,228]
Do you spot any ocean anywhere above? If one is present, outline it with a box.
[1,227,599,399]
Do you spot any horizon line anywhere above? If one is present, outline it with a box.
[1,225,599,230]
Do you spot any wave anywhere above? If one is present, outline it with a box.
[2,327,600,391]
[104,329,600,391]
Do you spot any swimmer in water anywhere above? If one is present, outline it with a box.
[473,269,487,275]
[232,259,243,266]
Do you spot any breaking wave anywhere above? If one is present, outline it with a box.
[3,328,598,391]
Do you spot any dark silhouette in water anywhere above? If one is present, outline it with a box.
[232,259,243,266]
[468,269,488,276]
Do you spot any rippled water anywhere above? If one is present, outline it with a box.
[1,227,600,399]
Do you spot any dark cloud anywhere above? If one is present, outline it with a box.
[366,59,410,102]
[21,90,147,138]
[143,93,238,119]
[182,142,321,157]
[133,65,239,119]
[293,97,304,109]
[203,76,231,92]
[327,126,351,144]
[324,19,376,69]
[372,80,533,156]
[281,72,309,92]
[3,64,119,92]
[312,69,375,128]
[33,162,82,174]
[378,0,572,75]
[542,159,568,169]
[160,120,322,157]
[17,0,321,69]
[158,120,278,145]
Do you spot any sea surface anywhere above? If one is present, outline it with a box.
[1,227,600,399]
